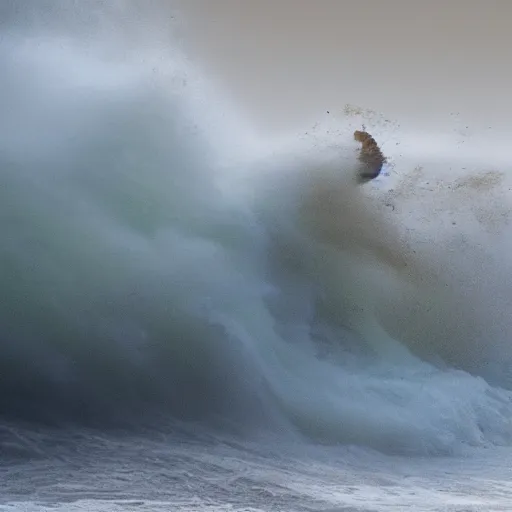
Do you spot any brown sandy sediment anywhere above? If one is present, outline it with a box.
[299,169,409,273]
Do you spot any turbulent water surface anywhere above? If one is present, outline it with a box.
[1,1,512,511]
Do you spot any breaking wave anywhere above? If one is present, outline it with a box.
[1,0,512,455]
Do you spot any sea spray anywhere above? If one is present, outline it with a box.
[1,0,512,455]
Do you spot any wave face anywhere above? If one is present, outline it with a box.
[2,0,512,455]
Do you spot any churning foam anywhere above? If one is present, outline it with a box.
[1,0,512,456]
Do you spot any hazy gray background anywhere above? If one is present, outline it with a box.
[175,0,511,133]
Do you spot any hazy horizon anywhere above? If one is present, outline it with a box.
[175,0,512,134]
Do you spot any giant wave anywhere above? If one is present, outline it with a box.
[1,0,512,456]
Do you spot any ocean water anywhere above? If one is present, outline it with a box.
[1,2,512,510]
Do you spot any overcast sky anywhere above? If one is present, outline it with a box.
[174,0,512,133]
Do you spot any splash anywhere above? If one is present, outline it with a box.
[1,0,512,456]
